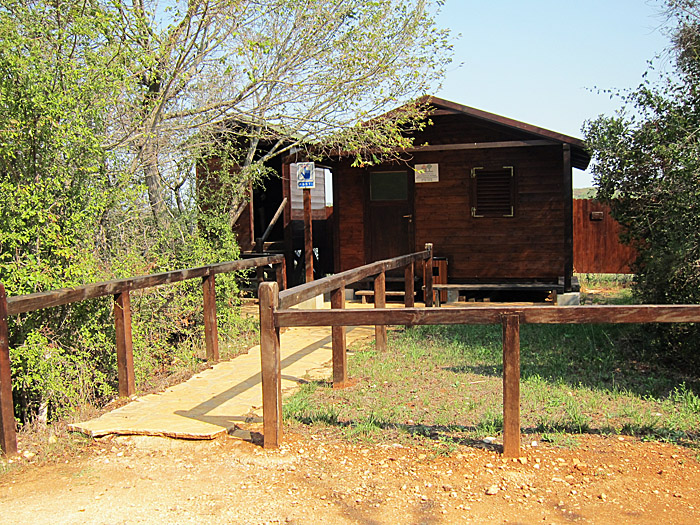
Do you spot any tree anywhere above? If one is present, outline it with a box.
[107,0,452,224]
[0,0,452,423]
[583,0,700,366]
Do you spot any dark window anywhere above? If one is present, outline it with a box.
[370,171,408,201]
[471,166,515,217]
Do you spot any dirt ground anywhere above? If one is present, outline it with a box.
[1,427,699,524]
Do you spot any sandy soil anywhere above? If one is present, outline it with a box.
[1,428,699,524]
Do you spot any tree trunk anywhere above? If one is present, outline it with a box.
[140,139,167,221]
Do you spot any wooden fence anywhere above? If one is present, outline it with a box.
[573,199,637,273]
[259,244,434,449]
[259,247,700,458]
[0,255,286,456]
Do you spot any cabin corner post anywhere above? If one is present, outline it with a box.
[374,271,387,351]
[330,286,348,387]
[501,313,521,458]
[0,283,17,456]
[259,281,282,448]
[424,243,434,307]
[563,144,573,292]
[114,291,136,398]
[202,273,220,363]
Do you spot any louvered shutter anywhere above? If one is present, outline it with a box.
[471,166,515,217]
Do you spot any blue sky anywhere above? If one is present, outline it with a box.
[435,1,674,187]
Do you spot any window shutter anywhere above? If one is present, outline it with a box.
[471,166,514,217]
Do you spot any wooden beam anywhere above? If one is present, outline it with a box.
[433,283,563,292]
[331,287,348,387]
[502,314,521,458]
[6,255,284,316]
[202,274,219,363]
[114,292,135,398]
[374,271,387,351]
[304,188,313,283]
[0,284,17,456]
[274,305,700,327]
[406,139,557,153]
[259,282,282,449]
[257,197,288,248]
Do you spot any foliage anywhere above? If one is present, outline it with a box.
[0,0,451,425]
[105,0,453,221]
[583,0,700,369]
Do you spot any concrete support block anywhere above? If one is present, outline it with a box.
[557,292,581,306]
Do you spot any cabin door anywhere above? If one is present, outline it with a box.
[367,171,414,262]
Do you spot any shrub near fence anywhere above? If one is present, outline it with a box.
[0,255,286,456]
[258,246,700,458]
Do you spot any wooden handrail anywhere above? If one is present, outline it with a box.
[1,254,285,456]
[7,255,284,316]
[278,250,430,309]
[273,304,700,327]
[259,253,700,457]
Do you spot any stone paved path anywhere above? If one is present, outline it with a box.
[70,302,376,440]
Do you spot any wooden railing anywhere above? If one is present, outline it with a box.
[258,252,700,458]
[259,245,434,448]
[0,254,286,456]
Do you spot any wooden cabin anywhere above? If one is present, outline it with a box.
[319,97,591,293]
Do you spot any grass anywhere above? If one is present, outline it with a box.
[577,273,635,305]
[284,282,700,453]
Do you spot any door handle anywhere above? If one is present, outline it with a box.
[403,214,413,219]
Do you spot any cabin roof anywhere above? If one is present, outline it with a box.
[419,96,590,170]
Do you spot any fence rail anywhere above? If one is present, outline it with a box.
[258,248,700,458]
[0,254,285,456]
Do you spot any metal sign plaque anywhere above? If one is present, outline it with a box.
[296,162,316,189]
[414,163,439,183]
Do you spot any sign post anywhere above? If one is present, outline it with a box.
[296,162,316,283]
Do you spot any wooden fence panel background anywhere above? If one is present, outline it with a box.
[573,199,637,274]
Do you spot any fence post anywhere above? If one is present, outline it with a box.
[374,270,387,351]
[0,284,17,456]
[259,281,282,448]
[202,273,220,363]
[331,286,348,387]
[423,243,434,307]
[275,258,287,291]
[502,313,521,458]
[114,291,136,398]
[404,262,414,308]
